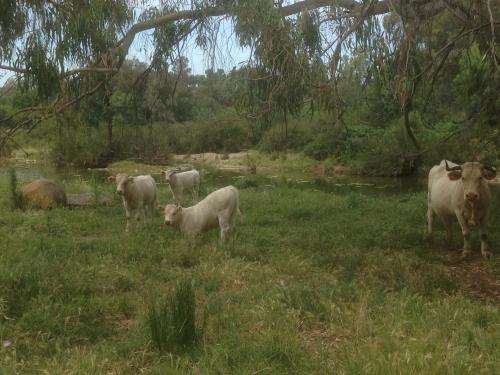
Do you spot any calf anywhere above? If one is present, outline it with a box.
[108,173,157,232]
[162,169,200,202]
[163,185,241,242]
[427,160,497,257]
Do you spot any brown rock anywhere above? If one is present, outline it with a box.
[19,179,67,209]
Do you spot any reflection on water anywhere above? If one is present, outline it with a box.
[0,160,426,196]
[0,161,109,184]
[202,167,426,196]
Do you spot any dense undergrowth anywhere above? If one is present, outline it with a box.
[14,106,499,177]
[0,164,499,373]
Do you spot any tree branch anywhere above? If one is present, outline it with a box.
[0,65,28,74]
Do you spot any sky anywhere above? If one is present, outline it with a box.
[124,14,251,75]
[0,18,251,86]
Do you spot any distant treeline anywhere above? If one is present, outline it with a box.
[2,45,499,175]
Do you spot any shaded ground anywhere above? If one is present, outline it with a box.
[448,262,500,302]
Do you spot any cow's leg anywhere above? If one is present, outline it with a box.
[194,185,199,202]
[149,201,155,222]
[455,211,471,256]
[218,216,231,243]
[427,206,435,236]
[125,207,131,232]
[442,216,454,245]
[479,216,492,258]
[170,187,177,203]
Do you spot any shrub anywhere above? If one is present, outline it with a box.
[259,123,310,153]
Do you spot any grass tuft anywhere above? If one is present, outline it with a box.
[148,280,200,353]
[9,168,22,210]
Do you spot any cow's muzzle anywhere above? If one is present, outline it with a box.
[466,192,478,202]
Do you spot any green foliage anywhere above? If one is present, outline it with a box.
[351,123,417,176]
[148,280,200,353]
[259,120,310,153]
[51,118,111,168]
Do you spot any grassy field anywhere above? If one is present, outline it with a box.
[0,162,499,374]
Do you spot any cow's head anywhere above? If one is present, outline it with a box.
[161,170,176,183]
[109,173,134,195]
[163,203,182,225]
[446,161,497,202]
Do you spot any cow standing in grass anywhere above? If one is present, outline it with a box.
[161,169,200,203]
[163,185,241,242]
[427,160,497,257]
[108,174,157,232]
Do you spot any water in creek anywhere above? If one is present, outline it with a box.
[0,158,426,198]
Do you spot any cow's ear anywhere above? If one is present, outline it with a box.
[482,167,497,180]
[176,205,182,213]
[447,171,462,181]
[128,176,134,183]
[107,176,116,183]
[161,170,166,177]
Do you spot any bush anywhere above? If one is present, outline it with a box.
[259,123,310,153]
[304,122,378,162]
[51,123,111,168]
[350,124,417,176]
[148,280,201,353]
[419,120,500,168]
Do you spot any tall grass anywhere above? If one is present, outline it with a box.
[148,280,200,353]
[8,168,22,210]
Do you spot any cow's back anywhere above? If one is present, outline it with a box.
[201,186,238,212]
[184,170,200,187]
[132,175,156,204]
[170,170,199,193]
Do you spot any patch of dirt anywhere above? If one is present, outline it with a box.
[174,152,255,172]
[447,263,500,302]
[115,319,137,331]
[300,322,341,360]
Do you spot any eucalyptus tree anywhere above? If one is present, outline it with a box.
[0,0,498,154]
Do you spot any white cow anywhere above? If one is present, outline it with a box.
[427,160,497,257]
[108,173,157,232]
[161,169,200,202]
[163,185,241,242]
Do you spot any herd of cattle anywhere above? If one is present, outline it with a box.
[106,160,498,257]
[107,169,241,241]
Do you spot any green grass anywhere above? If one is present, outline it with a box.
[0,165,499,373]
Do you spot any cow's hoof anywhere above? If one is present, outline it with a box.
[462,250,472,257]
[481,251,492,259]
